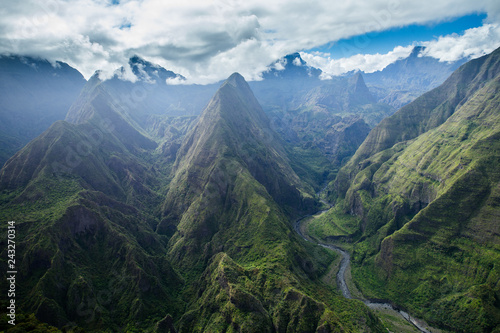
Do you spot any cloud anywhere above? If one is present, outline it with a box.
[0,0,499,83]
[301,23,500,78]
[292,57,302,66]
[421,23,500,61]
[301,46,414,77]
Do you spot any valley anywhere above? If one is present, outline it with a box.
[295,203,439,333]
[0,45,498,332]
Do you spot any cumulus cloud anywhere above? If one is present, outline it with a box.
[301,46,414,77]
[421,23,500,61]
[0,0,499,83]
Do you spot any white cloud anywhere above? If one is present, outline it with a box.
[110,63,138,83]
[301,45,414,77]
[273,59,286,71]
[292,57,302,66]
[421,23,500,62]
[300,23,500,77]
[0,0,499,83]
[165,76,186,85]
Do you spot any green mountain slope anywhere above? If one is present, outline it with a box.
[330,47,500,332]
[0,73,385,332]
[160,73,315,237]
[160,73,383,331]
[346,47,500,171]
[0,82,183,331]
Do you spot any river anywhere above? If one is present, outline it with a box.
[294,202,435,333]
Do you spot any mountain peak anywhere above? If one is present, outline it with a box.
[263,53,322,79]
[348,71,364,84]
[284,52,306,66]
[110,55,186,84]
[225,72,247,88]
[409,46,426,58]
[191,72,268,137]
[220,72,256,101]
[347,72,376,105]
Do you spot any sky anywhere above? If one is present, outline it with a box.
[309,14,487,58]
[1,0,500,84]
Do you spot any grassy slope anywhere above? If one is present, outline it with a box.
[0,73,386,332]
[335,47,500,202]
[159,74,385,332]
[172,162,382,332]
[330,68,500,332]
[0,84,183,331]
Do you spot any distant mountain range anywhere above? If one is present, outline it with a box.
[0,55,86,166]
[363,46,466,108]
[249,53,393,172]
[0,49,462,170]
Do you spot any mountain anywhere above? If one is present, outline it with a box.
[128,55,185,84]
[364,46,466,108]
[0,71,183,330]
[262,52,322,79]
[251,65,394,175]
[160,72,316,246]
[0,55,86,167]
[331,46,500,332]
[0,73,385,332]
[158,73,382,331]
[70,58,217,161]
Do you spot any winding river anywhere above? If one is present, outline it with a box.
[294,205,434,333]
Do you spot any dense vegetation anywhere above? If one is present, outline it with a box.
[0,72,385,331]
[322,47,500,332]
[0,48,498,332]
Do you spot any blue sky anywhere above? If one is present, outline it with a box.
[309,13,487,58]
[301,10,500,78]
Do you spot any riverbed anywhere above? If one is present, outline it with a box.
[294,207,441,333]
